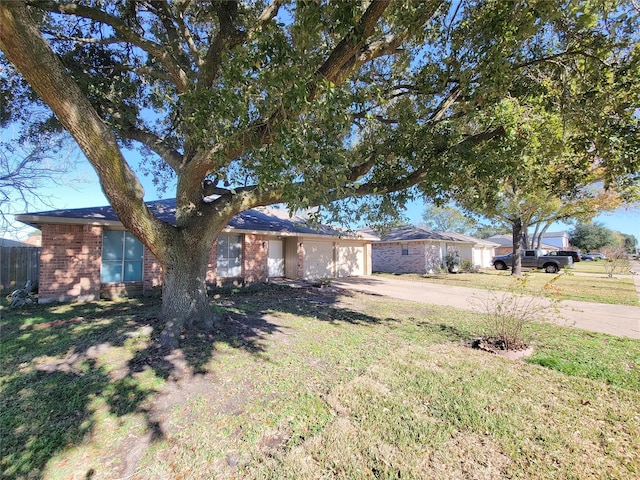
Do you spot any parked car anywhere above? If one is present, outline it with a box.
[548,250,582,262]
[492,249,574,273]
[581,253,594,261]
[588,252,605,260]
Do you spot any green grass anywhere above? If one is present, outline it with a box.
[375,267,639,305]
[572,259,632,275]
[1,290,639,479]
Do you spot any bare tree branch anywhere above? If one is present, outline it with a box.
[150,0,192,69]
[173,0,201,64]
[247,0,286,40]
[429,85,461,122]
[0,139,79,235]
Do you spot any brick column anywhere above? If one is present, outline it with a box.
[142,246,163,296]
[243,234,268,283]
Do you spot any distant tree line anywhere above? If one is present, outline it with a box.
[421,201,638,254]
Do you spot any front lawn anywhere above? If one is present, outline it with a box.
[1,289,639,479]
[375,267,639,306]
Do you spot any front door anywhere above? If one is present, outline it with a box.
[268,240,285,277]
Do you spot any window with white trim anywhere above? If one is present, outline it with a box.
[101,230,143,283]
[217,234,242,277]
[401,243,409,256]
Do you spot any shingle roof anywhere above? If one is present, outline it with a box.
[485,234,513,246]
[16,198,375,239]
[485,234,559,250]
[442,231,500,247]
[363,225,493,245]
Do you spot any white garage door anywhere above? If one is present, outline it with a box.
[304,242,334,279]
[337,244,365,277]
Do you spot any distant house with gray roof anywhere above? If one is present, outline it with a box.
[363,225,499,274]
[486,234,561,255]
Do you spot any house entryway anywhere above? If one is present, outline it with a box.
[268,239,285,277]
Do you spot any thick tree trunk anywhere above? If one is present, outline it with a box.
[158,242,216,349]
[535,222,552,249]
[511,218,523,276]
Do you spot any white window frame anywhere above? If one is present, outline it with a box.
[217,234,243,277]
[101,230,144,283]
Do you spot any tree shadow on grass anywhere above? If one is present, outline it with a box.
[0,298,170,478]
[0,284,431,478]
[0,290,314,477]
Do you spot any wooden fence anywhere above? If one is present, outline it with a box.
[0,246,40,294]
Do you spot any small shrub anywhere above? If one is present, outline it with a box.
[471,274,560,350]
[444,252,460,273]
[459,259,478,273]
[601,247,630,278]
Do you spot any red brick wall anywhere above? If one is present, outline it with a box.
[38,224,102,302]
[206,241,217,285]
[37,228,277,301]
[142,245,163,296]
[243,234,268,283]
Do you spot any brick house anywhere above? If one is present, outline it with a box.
[364,225,498,274]
[16,199,374,303]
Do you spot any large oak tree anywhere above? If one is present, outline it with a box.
[1,1,638,346]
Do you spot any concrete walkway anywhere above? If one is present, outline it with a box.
[333,269,640,340]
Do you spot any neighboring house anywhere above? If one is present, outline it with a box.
[16,199,374,303]
[486,234,561,255]
[540,231,570,249]
[364,225,498,274]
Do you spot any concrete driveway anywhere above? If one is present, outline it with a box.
[332,274,640,340]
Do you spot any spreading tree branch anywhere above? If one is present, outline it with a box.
[27,0,191,91]
[120,127,183,172]
[198,1,247,89]
[0,1,174,254]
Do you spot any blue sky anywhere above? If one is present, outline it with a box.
[402,198,640,246]
[10,156,639,247]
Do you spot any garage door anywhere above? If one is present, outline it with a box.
[338,244,365,277]
[303,242,334,279]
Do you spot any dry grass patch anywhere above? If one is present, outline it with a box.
[246,343,639,479]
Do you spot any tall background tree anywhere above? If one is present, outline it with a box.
[569,221,617,252]
[570,220,638,253]
[420,201,476,234]
[1,1,638,346]
[432,96,638,274]
[620,233,638,253]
